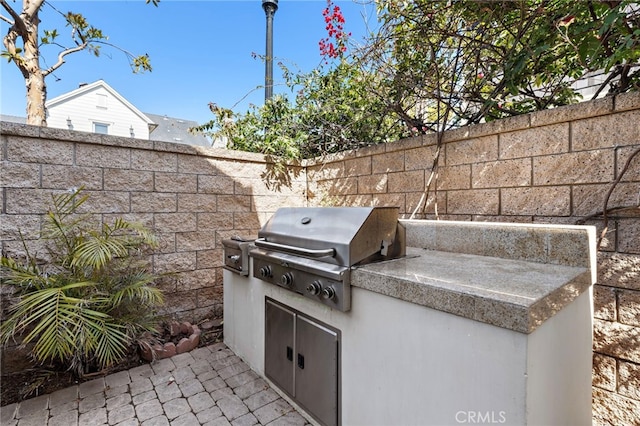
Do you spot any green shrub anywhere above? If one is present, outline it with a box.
[0,188,164,376]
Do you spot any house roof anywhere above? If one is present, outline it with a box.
[145,113,210,147]
[0,114,26,124]
[45,80,155,126]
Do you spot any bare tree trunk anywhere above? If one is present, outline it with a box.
[22,5,46,126]
[2,0,47,126]
[25,71,47,126]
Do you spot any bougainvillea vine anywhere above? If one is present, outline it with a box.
[318,0,351,61]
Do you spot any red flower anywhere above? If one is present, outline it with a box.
[318,0,349,59]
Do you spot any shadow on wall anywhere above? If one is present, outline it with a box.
[0,124,271,323]
[262,154,304,192]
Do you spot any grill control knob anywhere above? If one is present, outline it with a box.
[321,286,336,300]
[259,265,272,278]
[281,272,294,287]
[228,255,240,265]
[306,281,322,296]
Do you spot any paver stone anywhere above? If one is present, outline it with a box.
[218,361,250,380]
[47,410,78,426]
[49,386,79,407]
[106,393,132,410]
[196,406,223,424]
[78,407,108,426]
[234,379,269,400]
[203,417,232,426]
[203,377,227,393]
[107,403,135,425]
[150,358,176,375]
[162,397,191,420]
[79,378,106,397]
[231,412,258,426]
[216,394,248,421]
[253,399,294,425]
[188,391,215,413]
[114,418,138,426]
[14,409,49,426]
[244,388,280,412]
[179,378,205,398]
[132,389,157,406]
[1,403,18,424]
[50,399,79,416]
[79,393,106,414]
[225,370,259,389]
[141,415,170,426]
[171,412,200,426]
[155,382,182,403]
[128,364,154,382]
[16,393,48,417]
[266,410,308,426]
[129,378,153,396]
[105,371,131,389]
[135,399,164,422]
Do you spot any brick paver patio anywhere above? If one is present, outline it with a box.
[0,343,311,426]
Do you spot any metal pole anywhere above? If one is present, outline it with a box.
[262,0,278,102]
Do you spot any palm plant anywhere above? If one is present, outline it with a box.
[0,187,164,376]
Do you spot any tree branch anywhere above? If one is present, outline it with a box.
[0,13,13,25]
[23,0,44,20]
[42,42,87,76]
[0,0,23,31]
[576,146,640,249]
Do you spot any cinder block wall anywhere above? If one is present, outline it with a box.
[2,91,639,423]
[0,124,307,321]
[305,91,640,425]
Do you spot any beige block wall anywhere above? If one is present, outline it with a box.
[1,91,639,423]
[305,91,640,425]
[0,123,307,322]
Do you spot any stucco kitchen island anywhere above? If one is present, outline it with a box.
[223,219,596,426]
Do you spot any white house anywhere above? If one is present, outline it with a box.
[45,80,211,146]
[46,80,154,138]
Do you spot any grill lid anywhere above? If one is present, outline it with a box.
[255,206,404,267]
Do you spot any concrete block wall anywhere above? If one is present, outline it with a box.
[2,91,639,423]
[305,91,640,425]
[0,122,307,322]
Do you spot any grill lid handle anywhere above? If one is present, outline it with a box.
[254,238,336,258]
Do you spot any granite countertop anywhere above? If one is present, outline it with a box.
[351,247,592,334]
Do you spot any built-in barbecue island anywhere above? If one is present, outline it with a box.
[223,208,595,426]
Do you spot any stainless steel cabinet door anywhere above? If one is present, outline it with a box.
[295,315,339,426]
[265,299,295,396]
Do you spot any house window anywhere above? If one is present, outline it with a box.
[93,122,109,134]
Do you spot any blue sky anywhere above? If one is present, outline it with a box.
[0,0,378,125]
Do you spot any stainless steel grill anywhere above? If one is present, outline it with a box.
[250,206,405,311]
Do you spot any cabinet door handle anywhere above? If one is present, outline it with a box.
[297,353,305,369]
[286,346,293,362]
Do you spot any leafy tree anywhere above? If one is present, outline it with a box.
[197,61,406,161]
[365,0,640,131]
[291,61,405,157]
[0,188,164,376]
[196,0,638,163]
[194,1,407,161]
[0,0,157,126]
